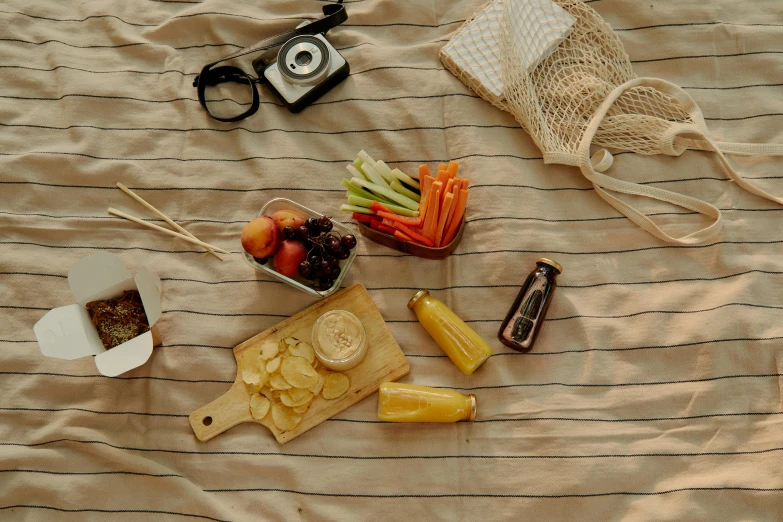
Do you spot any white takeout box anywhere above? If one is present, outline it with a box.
[33,252,162,377]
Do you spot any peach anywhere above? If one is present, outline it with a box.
[271,209,305,233]
[273,240,307,277]
[241,216,281,258]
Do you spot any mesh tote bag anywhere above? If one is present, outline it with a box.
[441,0,783,244]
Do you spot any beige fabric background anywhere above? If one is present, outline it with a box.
[1,0,782,520]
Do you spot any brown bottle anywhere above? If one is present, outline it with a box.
[498,258,562,352]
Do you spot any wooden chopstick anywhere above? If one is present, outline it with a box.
[108,207,232,255]
[116,182,224,261]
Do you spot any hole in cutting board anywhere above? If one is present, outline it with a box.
[203,416,213,426]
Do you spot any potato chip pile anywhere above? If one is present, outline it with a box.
[239,337,350,432]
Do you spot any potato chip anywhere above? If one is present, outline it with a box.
[288,387,311,402]
[269,372,292,390]
[312,358,319,370]
[308,374,325,395]
[272,402,303,431]
[284,337,299,345]
[241,366,266,387]
[293,404,310,414]
[250,394,271,420]
[281,356,319,389]
[280,389,313,408]
[322,372,350,399]
[259,341,279,360]
[261,389,276,401]
[288,342,315,364]
[266,356,282,374]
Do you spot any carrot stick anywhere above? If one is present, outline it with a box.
[444,183,460,233]
[442,189,468,245]
[418,165,431,179]
[438,163,448,171]
[370,201,391,214]
[435,192,454,247]
[443,178,454,208]
[424,183,441,241]
[435,169,449,187]
[460,179,469,191]
[446,161,458,178]
[419,175,433,224]
[394,230,413,242]
[392,221,435,247]
[376,211,422,227]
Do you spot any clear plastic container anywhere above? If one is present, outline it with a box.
[242,198,359,298]
[311,310,368,371]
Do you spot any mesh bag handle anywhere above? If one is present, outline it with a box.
[578,77,783,244]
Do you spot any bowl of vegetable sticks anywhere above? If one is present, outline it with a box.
[339,151,469,259]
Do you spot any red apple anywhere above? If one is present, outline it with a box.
[273,240,307,277]
[271,209,305,233]
[241,216,280,258]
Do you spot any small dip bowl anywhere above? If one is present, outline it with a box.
[311,310,368,371]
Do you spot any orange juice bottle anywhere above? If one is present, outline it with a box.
[407,290,492,375]
[377,382,476,422]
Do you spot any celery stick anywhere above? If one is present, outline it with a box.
[347,195,419,216]
[341,178,395,204]
[340,204,375,215]
[390,179,421,202]
[347,195,374,208]
[351,177,419,211]
[341,178,378,200]
[360,161,390,189]
[391,168,421,190]
[358,150,376,166]
[374,160,395,184]
[353,158,363,171]
[347,164,368,181]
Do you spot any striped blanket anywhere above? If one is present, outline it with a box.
[1,0,782,520]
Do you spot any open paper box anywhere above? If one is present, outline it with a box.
[33,252,162,377]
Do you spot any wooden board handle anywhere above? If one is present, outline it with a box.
[189,384,253,441]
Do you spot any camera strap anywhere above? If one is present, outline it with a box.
[193,2,347,87]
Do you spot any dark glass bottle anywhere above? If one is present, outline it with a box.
[497,258,562,352]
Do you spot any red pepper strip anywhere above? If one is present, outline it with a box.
[352,212,376,224]
[370,201,392,214]
[376,211,422,228]
[392,221,435,247]
[394,230,413,242]
[378,223,396,234]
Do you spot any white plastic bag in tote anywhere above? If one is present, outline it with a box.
[441,0,783,244]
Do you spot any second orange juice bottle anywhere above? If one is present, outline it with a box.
[407,290,492,375]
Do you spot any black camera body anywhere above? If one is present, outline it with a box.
[255,34,350,113]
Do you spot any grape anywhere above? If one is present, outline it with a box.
[330,266,341,278]
[298,260,312,278]
[320,260,331,273]
[327,237,342,254]
[336,247,350,260]
[283,226,297,240]
[298,225,311,240]
[308,252,320,264]
[329,257,340,267]
[318,216,334,232]
[306,217,320,230]
[341,234,357,250]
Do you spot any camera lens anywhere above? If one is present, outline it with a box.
[295,51,313,66]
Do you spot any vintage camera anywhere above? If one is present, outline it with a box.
[255,34,350,113]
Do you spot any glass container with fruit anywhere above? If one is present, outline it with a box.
[241,198,359,298]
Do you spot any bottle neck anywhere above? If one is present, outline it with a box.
[536,263,560,277]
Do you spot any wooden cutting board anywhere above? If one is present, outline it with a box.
[189,283,409,444]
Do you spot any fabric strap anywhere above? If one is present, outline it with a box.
[576,77,783,244]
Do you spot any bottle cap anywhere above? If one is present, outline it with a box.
[468,394,477,421]
[407,289,430,310]
[537,258,563,274]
